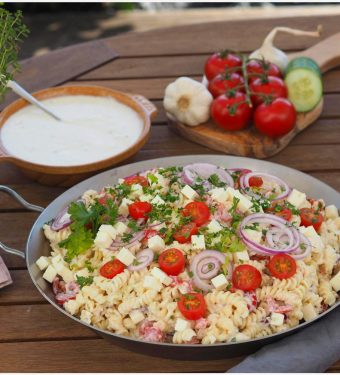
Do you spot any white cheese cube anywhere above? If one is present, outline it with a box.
[139,194,153,202]
[207,219,223,233]
[269,312,285,326]
[302,303,318,321]
[57,265,74,283]
[325,205,339,220]
[114,222,128,235]
[64,299,80,315]
[191,235,205,250]
[148,235,165,252]
[116,247,135,266]
[181,185,198,200]
[232,332,250,342]
[80,310,92,324]
[211,274,228,290]
[299,226,324,252]
[175,318,189,332]
[118,198,133,217]
[51,254,64,267]
[151,195,165,206]
[243,229,262,244]
[209,188,228,203]
[75,268,90,278]
[330,271,340,292]
[94,231,112,249]
[226,187,252,212]
[143,275,162,291]
[129,309,145,324]
[233,251,250,263]
[43,265,58,283]
[99,224,117,239]
[130,183,143,199]
[36,256,50,271]
[287,189,307,209]
[151,267,172,286]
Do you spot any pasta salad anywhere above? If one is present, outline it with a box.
[36,163,340,345]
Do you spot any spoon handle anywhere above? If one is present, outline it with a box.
[7,80,62,121]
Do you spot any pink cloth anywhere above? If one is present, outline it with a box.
[0,256,12,288]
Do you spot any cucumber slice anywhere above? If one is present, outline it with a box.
[285,57,323,112]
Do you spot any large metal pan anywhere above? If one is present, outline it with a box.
[1,155,339,360]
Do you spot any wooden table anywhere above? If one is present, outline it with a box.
[0,14,339,372]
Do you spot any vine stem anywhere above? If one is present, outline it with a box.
[241,54,253,108]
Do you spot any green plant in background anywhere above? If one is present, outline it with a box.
[0,8,29,101]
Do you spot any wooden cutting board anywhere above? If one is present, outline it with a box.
[168,32,340,158]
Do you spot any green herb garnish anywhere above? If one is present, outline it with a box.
[76,275,94,289]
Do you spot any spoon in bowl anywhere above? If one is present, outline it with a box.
[7,80,62,121]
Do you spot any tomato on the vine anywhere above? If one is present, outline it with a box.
[246,59,282,82]
[208,72,244,98]
[205,52,242,81]
[254,98,296,138]
[211,91,253,131]
[250,76,287,106]
[300,208,324,232]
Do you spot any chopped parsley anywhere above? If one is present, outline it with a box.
[128,219,139,232]
[208,173,226,188]
[76,275,94,289]
[84,260,95,273]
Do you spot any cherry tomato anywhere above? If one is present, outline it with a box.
[300,208,324,232]
[205,52,242,81]
[124,175,148,187]
[246,60,282,82]
[254,98,296,138]
[173,222,198,243]
[211,92,253,131]
[100,259,125,279]
[178,292,207,320]
[234,169,252,189]
[268,254,297,280]
[208,72,244,98]
[128,201,152,220]
[250,76,287,106]
[275,208,293,221]
[143,229,158,240]
[158,248,185,276]
[98,194,114,206]
[182,201,210,227]
[249,176,263,187]
[232,264,262,291]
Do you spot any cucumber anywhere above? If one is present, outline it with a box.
[285,57,323,112]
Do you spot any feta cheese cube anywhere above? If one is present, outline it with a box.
[207,219,223,233]
[226,187,252,212]
[232,332,250,342]
[151,267,172,286]
[325,205,339,220]
[181,185,198,200]
[43,265,58,283]
[94,231,112,249]
[211,273,228,290]
[302,303,318,321]
[139,194,153,202]
[269,312,285,326]
[57,265,74,283]
[330,271,340,292]
[99,224,117,239]
[191,235,205,250]
[151,195,165,206]
[148,235,165,252]
[209,188,228,203]
[175,318,189,332]
[299,226,324,252]
[51,254,64,267]
[287,189,307,209]
[118,198,133,217]
[114,222,128,235]
[116,247,135,266]
[243,229,262,244]
[143,275,162,291]
[64,299,80,315]
[233,251,250,263]
[130,183,143,199]
[129,309,145,324]
[80,310,92,324]
[36,256,50,271]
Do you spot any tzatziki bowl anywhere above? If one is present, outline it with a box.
[0,85,157,186]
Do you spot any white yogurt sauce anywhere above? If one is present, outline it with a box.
[1,95,144,166]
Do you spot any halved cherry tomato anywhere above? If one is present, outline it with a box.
[205,52,242,81]
[173,222,198,243]
[232,264,262,291]
[300,208,324,232]
[246,60,282,82]
[124,175,148,187]
[182,201,210,227]
[249,176,263,187]
[208,72,244,98]
[100,259,125,279]
[268,253,297,280]
[158,248,185,276]
[267,204,293,221]
[98,194,114,206]
[128,201,152,220]
[178,292,207,320]
[250,76,287,106]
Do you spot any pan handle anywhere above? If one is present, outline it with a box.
[0,185,44,259]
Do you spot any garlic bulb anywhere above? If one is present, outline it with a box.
[163,77,213,126]
[250,25,322,73]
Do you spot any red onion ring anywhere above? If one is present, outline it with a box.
[128,249,153,271]
[239,172,290,201]
[51,206,72,231]
[182,163,234,188]
[228,168,252,174]
[190,250,230,291]
[290,233,312,260]
[109,231,145,250]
